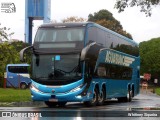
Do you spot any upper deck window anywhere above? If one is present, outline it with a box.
[34,27,85,42]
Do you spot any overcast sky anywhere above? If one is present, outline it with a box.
[0,0,160,43]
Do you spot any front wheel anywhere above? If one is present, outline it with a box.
[45,101,67,107]
[45,101,58,107]
[84,88,98,107]
[58,102,67,107]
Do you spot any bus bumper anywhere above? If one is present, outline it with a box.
[30,82,91,102]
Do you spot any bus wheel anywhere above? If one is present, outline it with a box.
[84,88,98,107]
[97,87,105,106]
[20,83,27,89]
[118,97,124,102]
[45,101,58,107]
[125,89,132,102]
[58,102,67,107]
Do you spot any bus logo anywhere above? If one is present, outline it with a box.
[1,2,16,13]
[105,51,135,67]
[52,90,55,93]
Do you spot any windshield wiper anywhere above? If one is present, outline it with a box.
[35,77,48,80]
[48,69,68,79]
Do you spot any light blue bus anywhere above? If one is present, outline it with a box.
[6,64,31,89]
[20,22,140,107]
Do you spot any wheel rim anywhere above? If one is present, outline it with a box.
[127,91,130,100]
[127,90,132,101]
[130,90,132,99]
[98,92,104,103]
[21,84,26,89]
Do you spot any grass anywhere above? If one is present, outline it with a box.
[0,88,31,102]
[155,87,160,96]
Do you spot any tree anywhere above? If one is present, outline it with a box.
[0,41,31,87]
[88,9,132,39]
[0,42,18,86]
[139,37,160,78]
[115,0,160,16]
[0,23,14,41]
[62,16,87,23]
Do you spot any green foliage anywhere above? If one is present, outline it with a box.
[62,16,87,23]
[0,23,14,41]
[155,87,160,96]
[88,9,114,22]
[140,37,160,77]
[0,41,31,87]
[115,0,160,16]
[88,9,133,39]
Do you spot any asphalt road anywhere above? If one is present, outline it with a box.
[0,90,160,120]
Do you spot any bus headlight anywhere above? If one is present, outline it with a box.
[30,84,40,93]
[70,84,83,92]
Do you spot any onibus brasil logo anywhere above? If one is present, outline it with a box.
[1,2,16,13]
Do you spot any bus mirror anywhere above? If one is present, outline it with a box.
[80,42,96,61]
[80,47,88,61]
[20,46,33,62]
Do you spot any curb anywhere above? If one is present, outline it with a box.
[0,101,46,107]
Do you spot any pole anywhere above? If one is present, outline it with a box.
[3,72,7,89]
[18,74,20,89]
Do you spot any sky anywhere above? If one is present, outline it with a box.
[0,0,160,43]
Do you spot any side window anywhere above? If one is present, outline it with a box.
[8,66,29,73]
[97,28,105,46]
[105,32,112,48]
[97,66,106,77]
[94,63,132,80]
[88,27,97,43]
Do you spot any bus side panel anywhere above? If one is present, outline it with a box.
[93,49,139,99]
[7,73,31,88]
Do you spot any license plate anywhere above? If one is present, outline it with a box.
[49,99,58,102]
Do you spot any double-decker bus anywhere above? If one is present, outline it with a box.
[20,22,140,107]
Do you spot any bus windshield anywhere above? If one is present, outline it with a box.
[32,54,82,83]
[34,27,85,43]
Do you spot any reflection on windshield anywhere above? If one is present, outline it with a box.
[32,54,82,81]
[34,28,85,42]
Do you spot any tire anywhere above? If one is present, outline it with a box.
[58,102,67,107]
[118,97,124,102]
[20,83,27,89]
[45,101,58,107]
[118,89,133,102]
[84,88,98,107]
[128,90,133,102]
[125,89,132,102]
[97,87,105,106]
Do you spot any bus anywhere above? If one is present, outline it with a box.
[20,22,140,107]
[6,64,31,89]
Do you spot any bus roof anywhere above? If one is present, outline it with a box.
[7,64,30,67]
[39,22,88,28]
[39,22,138,46]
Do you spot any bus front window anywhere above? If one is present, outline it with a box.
[32,54,82,84]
